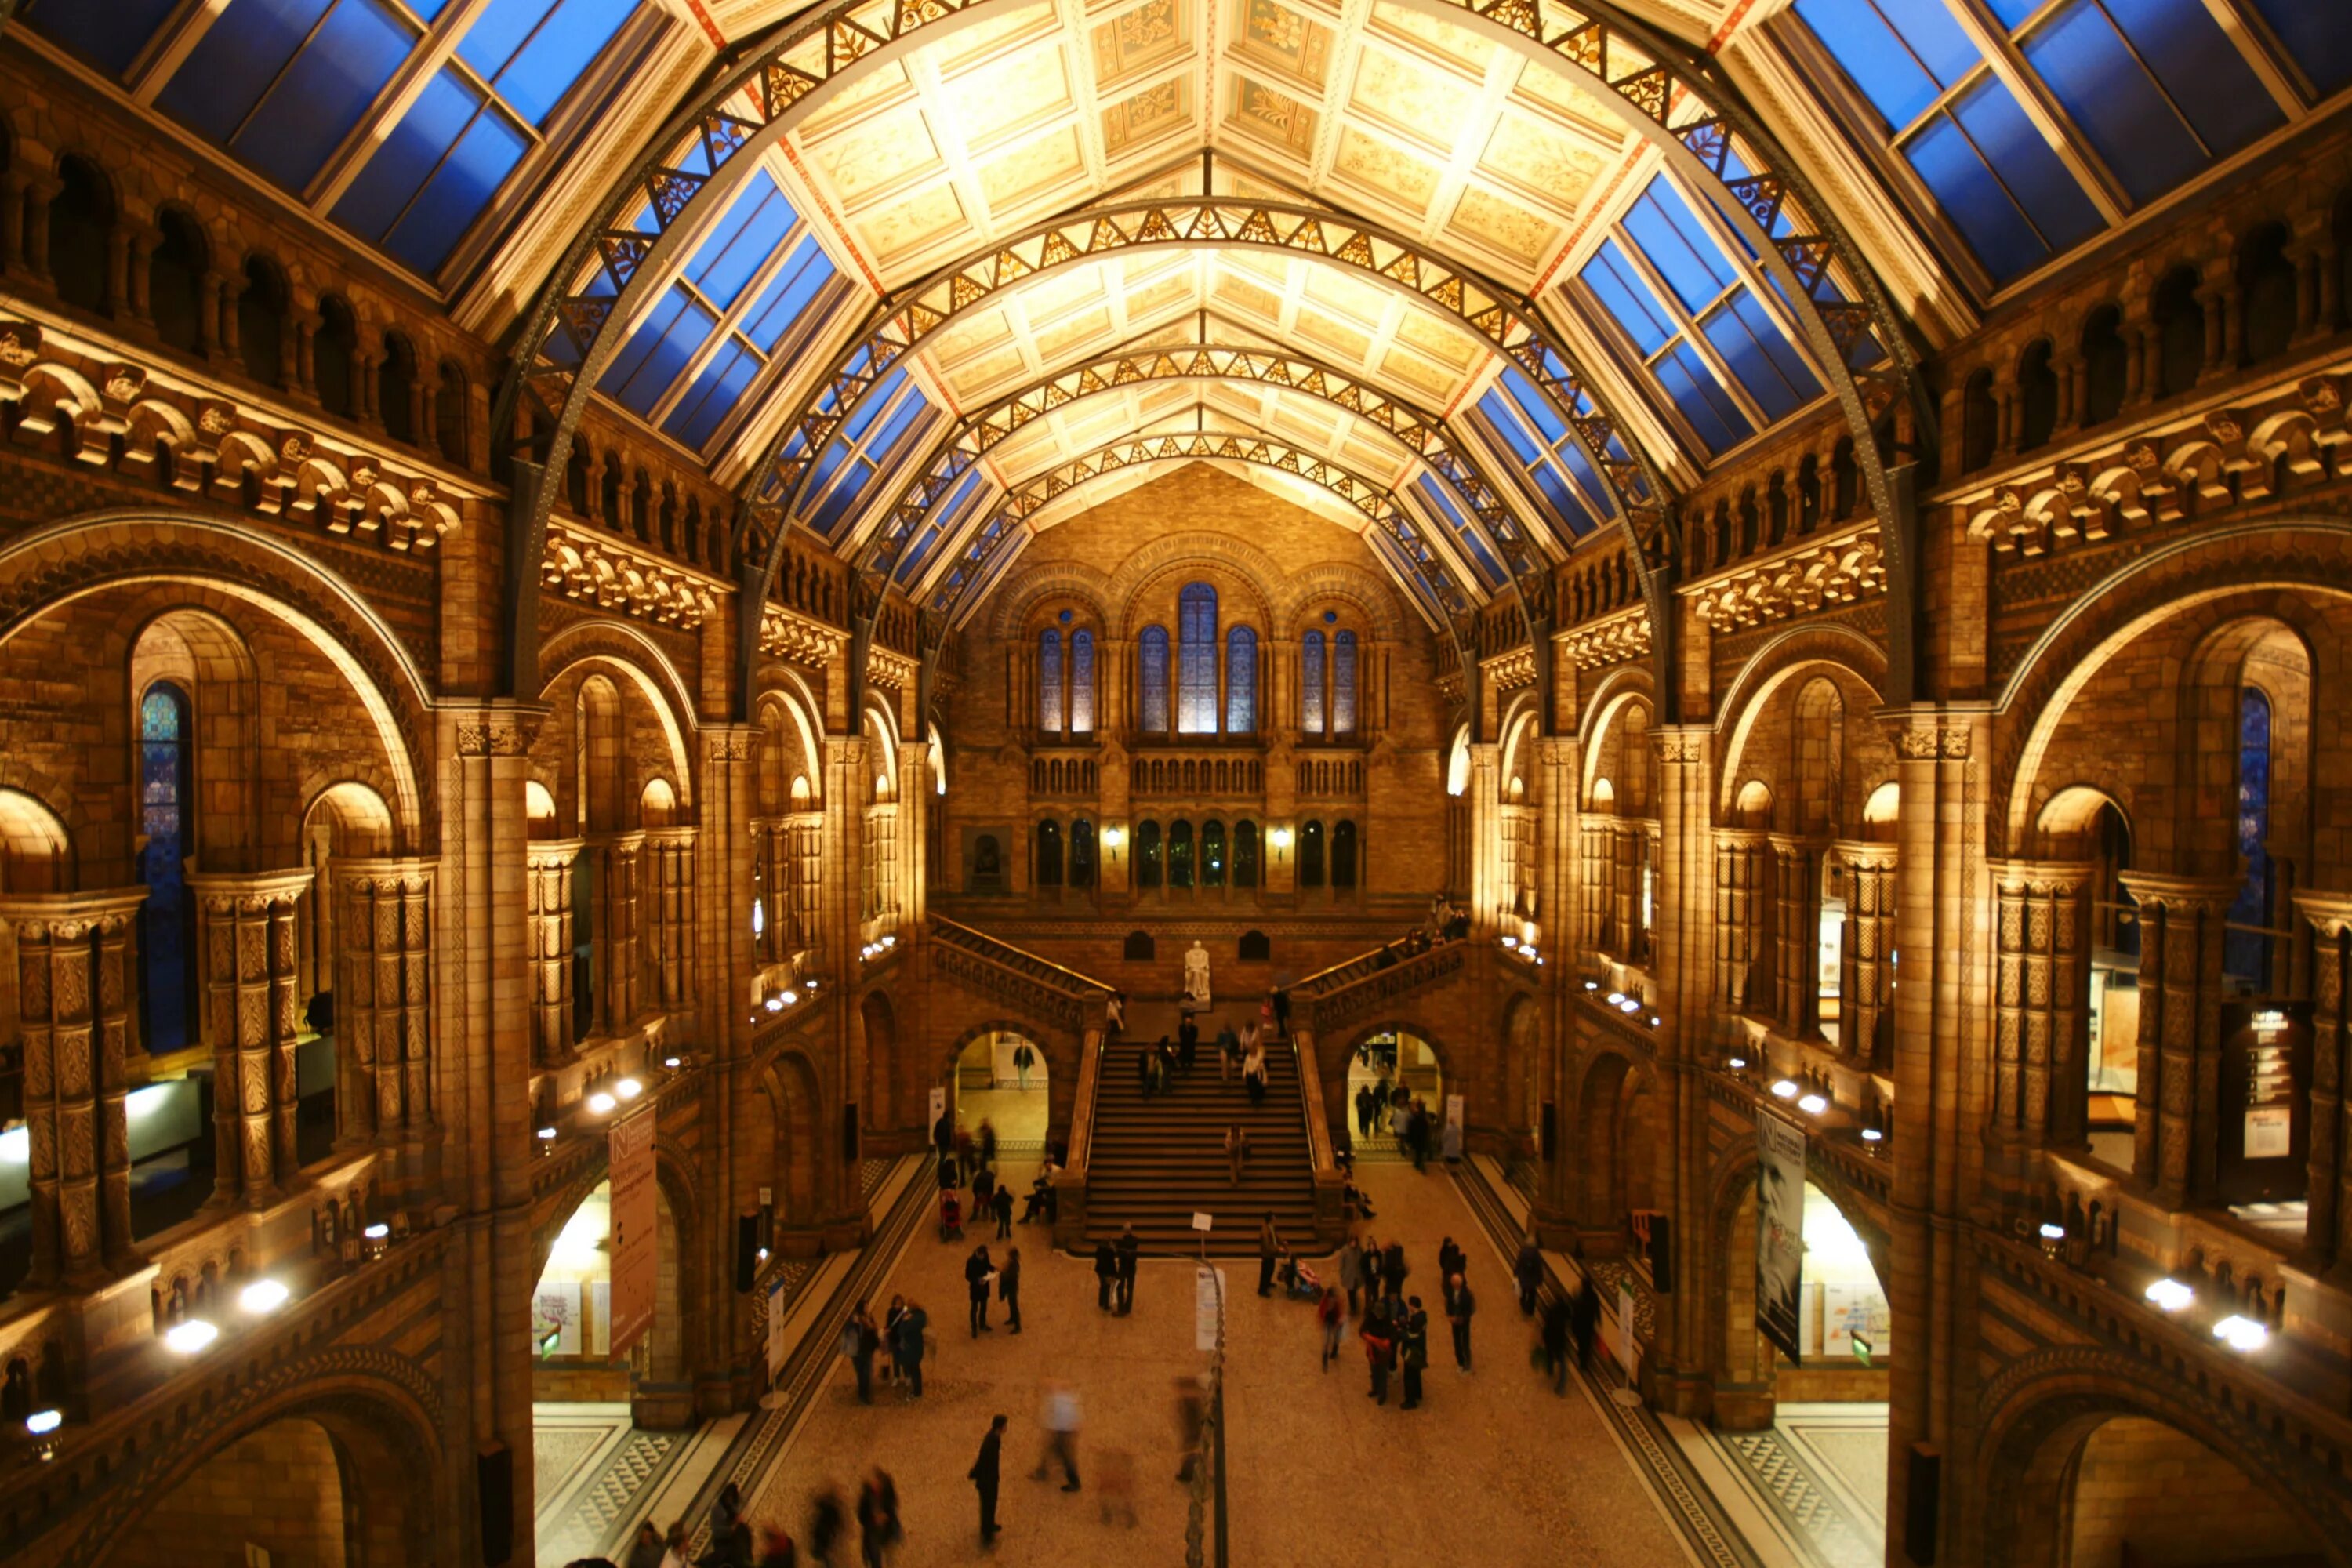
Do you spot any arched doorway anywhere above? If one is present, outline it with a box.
[1345,1029,1444,1155]
[949,1029,1051,1152]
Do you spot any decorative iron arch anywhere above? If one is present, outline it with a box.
[487,0,1929,710]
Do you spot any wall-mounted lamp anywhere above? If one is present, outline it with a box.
[1102,826,1124,865]
[1269,826,1294,864]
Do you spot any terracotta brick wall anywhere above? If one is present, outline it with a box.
[2065,1416,2317,1567]
[112,1417,348,1568]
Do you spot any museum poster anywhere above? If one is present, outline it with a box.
[1755,1110,1808,1366]
[608,1108,659,1359]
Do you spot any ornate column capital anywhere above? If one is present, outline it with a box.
[1991,858,2095,897]
[2116,870,2239,913]
[2294,889,2352,938]
[1834,838,1904,873]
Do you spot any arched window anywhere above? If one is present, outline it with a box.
[1139,626,1170,734]
[1070,818,1097,889]
[1960,368,1996,474]
[601,456,623,529]
[1334,631,1359,735]
[315,296,359,419]
[1831,439,1859,520]
[2227,686,2272,989]
[239,257,287,387]
[2017,340,2057,451]
[2239,224,2298,365]
[138,682,194,1054]
[2082,307,2127,426]
[1137,820,1163,888]
[1202,820,1226,887]
[1332,820,1359,889]
[1225,626,1256,734]
[1301,630,1326,736]
[1170,819,1195,889]
[151,209,207,354]
[48,156,111,314]
[378,331,418,445]
[1070,630,1094,735]
[1233,820,1260,888]
[1178,583,1218,734]
[2153,267,2204,397]
[1038,629,1063,734]
[434,362,469,466]
[1300,820,1326,887]
[1036,820,1063,887]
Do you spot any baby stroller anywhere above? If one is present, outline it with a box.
[938,1188,964,1242]
[1281,1254,1323,1301]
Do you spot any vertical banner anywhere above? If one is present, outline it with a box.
[607,1108,659,1359]
[766,1272,792,1381]
[1755,1109,1808,1366]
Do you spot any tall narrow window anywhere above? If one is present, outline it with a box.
[1070,630,1095,735]
[1070,818,1097,888]
[1178,583,1218,734]
[1333,820,1359,889]
[1038,629,1063,735]
[1036,820,1063,887]
[1203,820,1226,887]
[1140,626,1170,735]
[1302,631,1327,737]
[1234,820,1261,888]
[1225,627,1257,735]
[1301,819,1326,888]
[1170,820,1196,889]
[1334,632,1359,735]
[139,684,194,1054]
[2227,687,2272,988]
[1138,820,1163,888]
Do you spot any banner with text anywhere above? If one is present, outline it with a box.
[1755,1110,1807,1367]
[608,1109,659,1359]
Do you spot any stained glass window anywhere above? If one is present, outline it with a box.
[1178,584,1219,735]
[1070,631,1096,735]
[139,683,192,1054]
[1038,630,1063,734]
[1203,821,1227,887]
[1234,821,1261,888]
[1170,820,1195,889]
[1301,632,1326,737]
[1334,631,1359,736]
[1137,820,1163,887]
[1225,627,1257,735]
[1140,626,1171,735]
[2227,686,2273,987]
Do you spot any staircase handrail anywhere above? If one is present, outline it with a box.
[1289,1030,1336,1177]
[1065,1026,1105,1175]
[931,914,1117,997]
[1298,940,1469,1033]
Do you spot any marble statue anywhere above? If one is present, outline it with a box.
[1182,939,1212,1008]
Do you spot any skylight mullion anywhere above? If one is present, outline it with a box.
[2071,0,2216,159]
[308,0,503,212]
[1657,165,1833,386]
[1610,223,1775,434]
[1938,0,2132,220]
[2209,0,2314,114]
[132,0,237,103]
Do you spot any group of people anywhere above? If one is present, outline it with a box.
[600,1470,902,1568]
[1090,1224,1142,1313]
[933,1109,1059,1239]
[1135,1016,1272,1102]
[969,1377,1109,1546]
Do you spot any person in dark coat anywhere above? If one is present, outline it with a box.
[1256,1214,1279,1298]
[990,1181,1013,1239]
[1177,1016,1198,1073]
[1362,1300,1396,1405]
[1515,1240,1543,1317]
[1271,986,1290,1036]
[1438,1236,1466,1283]
[857,1469,900,1568]
[1444,1272,1475,1373]
[1000,1246,1023,1334]
[1381,1240,1407,1301]
[1354,1083,1375,1138]
[978,1118,998,1172]
[808,1486,845,1566]
[895,1301,928,1398]
[972,1164,996,1214]
[1570,1275,1600,1371]
[844,1299,879,1404]
[970,1414,1007,1545]
[933,1110,956,1178]
[1114,1225,1139,1313]
[1541,1293,1572,1395]
[965,1245,995,1336]
[1093,1240,1117,1311]
[1399,1296,1430,1410]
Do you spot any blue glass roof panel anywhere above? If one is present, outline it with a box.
[1581,241,1675,355]
[744,238,840,348]
[1793,0,1978,130]
[2026,0,2277,203]
[382,104,529,274]
[1702,292,1821,421]
[843,366,909,444]
[1622,177,1736,314]
[1654,342,1752,455]
[662,337,760,449]
[24,0,180,75]
[332,68,482,242]
[600,286,716,416]
[2251,0,2352,92]
[688,172,800,309]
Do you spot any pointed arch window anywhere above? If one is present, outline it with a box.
[1225,627,1257,735]
[1137,820,1163,888]
[1038,629,1064,735]
[1333,819,1359,890]
[2227,686,2273,988]
[1233,821,1261,889]
[1170,820,1196,889]
[1140,626,1171,735]
[1070,630,1095,735]
[1178,583,1218,735]
[1036,820,1064,887]
[1203,820,1227,887]
[1301,819,1327,888]
[139,683,194,1054]
[1070,818,1098,889]
[1302,631,1327,737]
[1334,631,1359,735]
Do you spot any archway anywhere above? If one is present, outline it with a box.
[949,1028,1051,1153]
[1346,1028,1445,1156]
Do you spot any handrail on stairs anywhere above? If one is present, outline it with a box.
[930,913,1116,996]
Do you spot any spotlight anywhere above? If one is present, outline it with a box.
[1606,991,1624,1005]
[1798,1092,1828,1114]
[1860,1126,1882,1142]
[2038,1222,2065,1258]
[767,995,785,1011]
[615,1076,643,1101]
[1584,981,1599,991]
[2143,1278,2194,1313]
[27,1409,62,1436]
[780,990,798,1007]
[664,1056,681,1069]
[1649,1015,1662,1028]
[1619,998,1640,1014]
[2213,1315,2269,1352]
[1727,1056,1748,1070]
[588,1091,617,1115]
[1770,1079,1799,1099]
[238,1279,290,1316]
[536,1125,557,1142]
[164,1320,219,1356]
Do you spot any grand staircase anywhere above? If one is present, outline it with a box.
[1077,1001,1323,1254]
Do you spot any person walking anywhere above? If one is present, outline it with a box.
[857,1470,901,1568]
[933,1109,956,1179]
[1031,1379,1082,1491]
[966,1245,995,1336]
[1257,1213,1280,1297]
[1399,1296,1430,1410]
[1570,1274,1599,1371]
[1105,991,1125,1038]
[1338,1234,1364,1316]
[1317,1285,1345,1370]
[1362,1301,1396,1405]
[756,1524,796,1568]
[1541,1292,1571,1395]
[626,1521,667,1568]
[1438,1236,1466,1283]
[1114,1225,1139,1314]
[1407,1102,1429,1172]
[808,1485,846,1566]
[1445,1272,1475,1373]
[990,1181,1013,1240]
[978,1118,998,1174]
[1136,1039,1154,1099]
[1224,1123,1249,1185]
[972,1163,996,1218]
[1354,1083,1374,1139]
[970,1414,1007,1546]
[1271,985,1290,1036]
[1216,1023,1238,1084]
[884,1295,908,1388]
[1000,1246,1023,1334]
[1381,1239,1407,1303]
[895,1300,928,1398]
[1093,1239,1117,1312]
[1242,1041,1267,1106]
[1173,1376,1207,1483]
[1515,1240,1543,1317]
[844,1299,880,1404]
[1011,1039,1035,1091]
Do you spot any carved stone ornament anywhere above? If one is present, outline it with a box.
[1896,726,1970,760]
[456,721,532,757]
[198,401,237,436]
[2125,440,2161,474]
[279,434,311,465]
[2300,376,2342,416]
[2202,410,2244,445]
[102,365,145,403]
[0,321,42,367]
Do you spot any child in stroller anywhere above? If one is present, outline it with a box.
[1278,1247,1323,1301]
[938,1188,964,1241]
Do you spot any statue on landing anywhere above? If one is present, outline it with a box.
[1182,939,1212,1010]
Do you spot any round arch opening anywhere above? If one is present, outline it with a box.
[1346,1028,1446,1158]
[948,1028,1051,1153]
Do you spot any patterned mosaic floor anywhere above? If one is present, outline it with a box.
[1709,1404,1888,1568]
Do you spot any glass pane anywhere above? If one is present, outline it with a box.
[1700,290,1821,421]
[1794,0,1980,129]
[1170,821,1194,889]
[1203,821,1226,887]
[2249,0,2352,93]
[2024,0,2259,203]
[1941,76,2104,274]
[239,0,413,191]
[492,0,638,125]
[662,337,761,449]
[1621,176,1737,314]
[744,238,839,349]
[1334,631,1358,735]
[25,0,181,76]
[1225,627,1256,735]
[1655,342,1754,454]
[1234,821,1260,887]
[1070,630,1095,733]
[601,286,716,416]
[688,172,800,310]
[1580,241,1676,354]
[381,100,529,274]
[1178,583,1218,735]
[2226,686,2272,985]
[1301,631,1325,736]
[1140,627,1170,733]
[1038,630,1063,732]
[332,69,483,241]
[160,0,336,147]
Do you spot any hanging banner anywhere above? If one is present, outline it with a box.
[1755,1110,1808,1367]
[607,1108,659,1359]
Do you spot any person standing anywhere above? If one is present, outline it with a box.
[1093,1239,1117,1312]
[1444,1272,1475,1373]
[1272,985,1290,1036]
[1114,1225,1139,1314]
[626,1521,667,1568]
[1000,1246,1023,1334]
[1438,1236,1465,1283]
[1031,1379,1082,1491]
[1381,1238,1407,1303]
[1216,1023,1238,1084]
[972,1163,996,1218]
[1570,1273,1599,1370]
[1317,1285,1345,1370]
[1256,1213,1279,1297]
[990,1181,1013,1240]
[1541,1293,1571,1395]
[1338,1234,1364,1316]
[1362,1301,1396,1405]
[970,1414,1007,1545]
[884,1295,908,1388]
[966,1245,995,1336]
[1399,1296,1429,1410]
[1515,1240,1543,1317]
[1354,1083,1374,1139]
[1224,1123,1249,1185]
[1177,1016,1198,1075]
[895,1300,928,1398]
[978,1118,998,1174]
[1105,990,1125,1038]
[844,1299,880,1404]
[933,1108,955,1178]
[1011,1039,1035,1091]
[857,1470,900,1568]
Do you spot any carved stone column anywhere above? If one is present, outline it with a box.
[336,858,434,1167]
[1715,829,1771,1014]
[1837,841,1900,1066]
[644,827,695,1013]
[525,840,582,1068]
[2296,892,2352,1276]
[2118,873,2239,1207]
[2,890,147,1287]
[787,811,825,965]
[1578,817,1613,953]
[1992,862,2092,1152]
[1768,834,1822,1039]
[584,831,644,1036]
[190,871,311,1203]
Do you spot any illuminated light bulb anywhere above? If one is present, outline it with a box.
[26,1409,62,1436]
[1770,1079,1800,1099]
[1650,1015,1662,1028]
[615,1077,643,1100]
[1860,1126,1882,1142]
[2143,1278,2194,1312]
[536,1126,557,1141]
[588,1091,617,1115]
[767,996,784,1012]
[780,990,798,1007]
[164,1319,219,1355]
[1798,1092,1828,1115]
[1584,980,1599,991]
[1727,1056,1748,1070]
[663,1056,681,1069]
[364,1223,389,1240]
[1606,992,1624,1005]
[238,1279,290,1316]
[2214,1315,2268,1352]
[1619,998,1640,1014]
